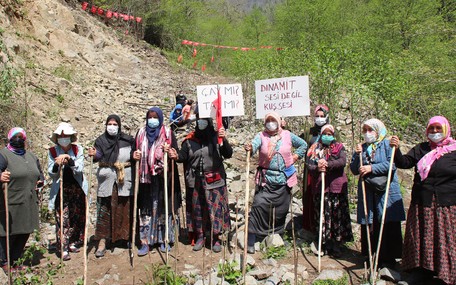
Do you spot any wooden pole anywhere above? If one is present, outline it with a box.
[171,161,178,277]
[130,160,140,268]
[242,150,251,282]
[83,156,93,285]
[3,181,12,285]
[291,195,298,285]
[359,153,374,282]
[318,172,325,273]
[59,166,64,264]
[164,152,169,265]
[372,146,396,282]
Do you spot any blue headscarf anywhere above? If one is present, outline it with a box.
[170,104,183,122]
[146,106,164,147]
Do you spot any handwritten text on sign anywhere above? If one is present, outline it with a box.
[196,84,245,118]
[255,76,310,119]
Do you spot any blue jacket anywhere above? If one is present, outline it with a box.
[350,139,405,224]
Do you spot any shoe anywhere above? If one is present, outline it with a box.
[137,244,149,256]
[62,251,71,261]
[310,241,324,257]
[159,243,172,253]
[247,245,255,254]
[1,263,16,273]
[95,238,106,258]
[69,243,81,253]
[212,241,222,253]
[193,238,204,251]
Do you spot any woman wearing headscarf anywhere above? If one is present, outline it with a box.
[133,107,181,255]
[88,115,135,257]
[306,124,353,257]
[167,110,232,253]
[349,118,405,269]
[301,104,330,233]
[391,116,456,285]
[169,104,184,131]
[244,112,307,254]
[0,128,44,271]
[48,122,88,261]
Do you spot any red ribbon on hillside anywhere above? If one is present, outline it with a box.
[213,87,223,145]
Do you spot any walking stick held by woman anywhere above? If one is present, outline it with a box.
[3,174,12,285]
[318,171,325,273]
[164,150,169,265]
[359,153,374,281]
[83,155,93,285]
[373,146,396,281]
[130,158,140,268]
[242,150,251,282]
[59,165,64,264]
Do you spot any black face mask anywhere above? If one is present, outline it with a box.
[9,137,25,149]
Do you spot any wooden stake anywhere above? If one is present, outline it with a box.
[83,156,93,285]
[291,195,298,285]
[242,150,251,282]
[164,151,169,265]
[130,160,140,268]
[234,195,239,254]
[372,146,396,283]
[318,172,325,273]
[3,181,12,285]
[59,166,64,264]
[359,153,374,282]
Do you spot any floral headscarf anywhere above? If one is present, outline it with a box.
[307,124,343,161]
[417,116,456,180]
[363,118,387,157]
[7,127,27,155]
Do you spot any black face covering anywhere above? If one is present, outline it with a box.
[9,137,25,149]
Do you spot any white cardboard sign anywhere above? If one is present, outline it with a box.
[255,76,310,119]
[196,84,244,118]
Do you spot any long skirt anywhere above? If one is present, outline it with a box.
[95,184,132,243]
[187,178,230,239]
[248,183,291,239]
[138,177,179,245]
[402,198,456,285]
[55,183,86,252]
[302,169,316,233]
[313,192,353,245]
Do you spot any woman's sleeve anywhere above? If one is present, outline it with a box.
[251,133,262,155]
[305,155,318,172]
[48,149,59,179]
[290,132,307,158]
[176,141,189,163]
[220,138,233,159]
[35,156,45,182]
[371,142,394,175]
[70,144,85,174]
[349,151,360,175]
[394,145,418,169]
[0,154,7,173]
[327,147,347,170]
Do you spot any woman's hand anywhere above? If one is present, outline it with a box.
[162,143,177,160]
[317,159,328,172]
[218,127,226,139]
[355,143,363,154]
[292,154,299,163]
[244,143,252,152]
[359,165,372,177]
[55,154,70,165]
[87,147,97,157]
[133,150,141,161]
[390,135,400,148]
[0,171,10,183]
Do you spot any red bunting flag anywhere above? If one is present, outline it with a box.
[192,48,197,57]
[106,10,113,19]
[201,63,206,72]
[90,6,97,13]
[177,54,183,63]
[212,87,223,145]
[97,8,104,16]
[192,60,198,69]
[123,14,129,21]
[82,2,88,10]
[136,17,142,23]
[211,55,214,63]
[113,12,118,18]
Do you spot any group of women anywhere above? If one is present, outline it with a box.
[0,104,454,285]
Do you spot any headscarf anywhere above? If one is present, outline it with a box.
[321,124,335,135]
[264,112,283,160]
[314,104,329,117]
[170,104,183,121]
[417,116,456,181]
[363,118,387,157]
[7,127,27,155]
[145,107,164,148]
[94,114,134,164]
[307,124,343,161]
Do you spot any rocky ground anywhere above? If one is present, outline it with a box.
[0,0,414,284]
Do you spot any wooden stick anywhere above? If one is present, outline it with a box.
[3,181,12,285]
[318,172,325,273]
[130,160,140,268]
[372,146,396,282]
[171,161,178,276]
[234,195,239,254]
[164,151,169,265]
[291,195,298,285]
[242,150,251,282]
[59,166,64,264]
[83,156,93,285]
[359,153,374,282]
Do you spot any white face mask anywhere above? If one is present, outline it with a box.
[147,118,160,129]
[197,119,208,130]
[106,125,119,136]
[265,121,278,132]
[315,117,327,127]
[364,132,377,144]
[58,137,71,148]
[428,132,444,143]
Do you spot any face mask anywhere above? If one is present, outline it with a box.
[364,132,377,144]
[265,121,278,132]
[315,117,327,127]
[147,118,160,129]
[321,135,334,145]
[428,132,444,143]
[58,137,71,148]
[197,119,208,130]
[9,137,25,149]
[106,125,119,136]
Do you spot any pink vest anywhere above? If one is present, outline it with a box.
[258,130,297,187]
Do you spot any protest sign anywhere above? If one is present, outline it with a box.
[196,84,244,118]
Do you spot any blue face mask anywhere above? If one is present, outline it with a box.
[147,118,160,129]
[321,135,334,145]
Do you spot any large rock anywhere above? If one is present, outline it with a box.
[263,234,284,248]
